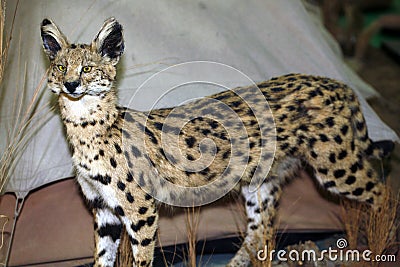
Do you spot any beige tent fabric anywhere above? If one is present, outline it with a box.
[0,171,342,266]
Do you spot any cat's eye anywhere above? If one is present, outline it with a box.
[82,66,92,73]
[57,65,66,73]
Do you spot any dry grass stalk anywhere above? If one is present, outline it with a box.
[0,0,7,83]
[0,68,49,194]
[158,229,180,267]
[341,199,365,251]
[0,0,50,196]
[366,187,398,267]
[342,181,399,267]
[184,206,201,267]
[0,0,8,195]
[116,228,133,266]
[0,0,22,195]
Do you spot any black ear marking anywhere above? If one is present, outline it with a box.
[92,18,124,64]
[100,21,124,59]
[42,18,52,26]
[40,18,68,60]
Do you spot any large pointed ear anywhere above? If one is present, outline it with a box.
[41,18,69,61]
[91,18,124,65]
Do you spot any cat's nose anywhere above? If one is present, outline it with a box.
[64,81,80,93]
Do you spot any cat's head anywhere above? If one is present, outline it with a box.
[41,18,124,99]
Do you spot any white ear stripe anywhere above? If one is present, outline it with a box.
[92,18,124,62]
[95,18,118,45]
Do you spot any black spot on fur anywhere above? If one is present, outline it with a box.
[250,225,259,230]
[138,207,148,215]
[98,223,122,242]
[222,150,230,159]
[271,87,284,92]
[91,174,112,185]
[356,121,365,131]
[122,112,134,122]
[338,150,348,160]
[333,169,346,178]
[202,129,211,135]
[350,162,358,173]
[87,198,104,209]
[131,145,142,158]
[209,120,219,129]
[117,181,126,191]
[319,134,329,142]
[340,125,349,135]
[231,101,242,107]
[324,181,336,188]
[126,172,134,182]
[286,105,296,112]
[308,137,317,148]
[310,151,318,159]
[334,135,343,144]
[200,167,210,176]
[130,236,139,245]
[131,220,146,232]
[110,157,117,168]
[289,146,298,154]
[145,127,158,144]
[153,122,163,130]
[280,143,290,150]
[114,143,122,154]
[366,197,374,204]
[147,216,156,227]
[185,136,196,148]
[366,182,375,191]
[141,238,152,247]
[122,129,131,138]
[345,176,356,185]
[98,249,106,257]
[246,200,256,207]
[352,188,364,196]
[126,192,134,203]
[114,206,125,216]
[329,153,336,163]
[325,117,335,127]
[318,168,328,175]
[279,114,287,122]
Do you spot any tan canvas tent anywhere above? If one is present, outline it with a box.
[0,0,398,266]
